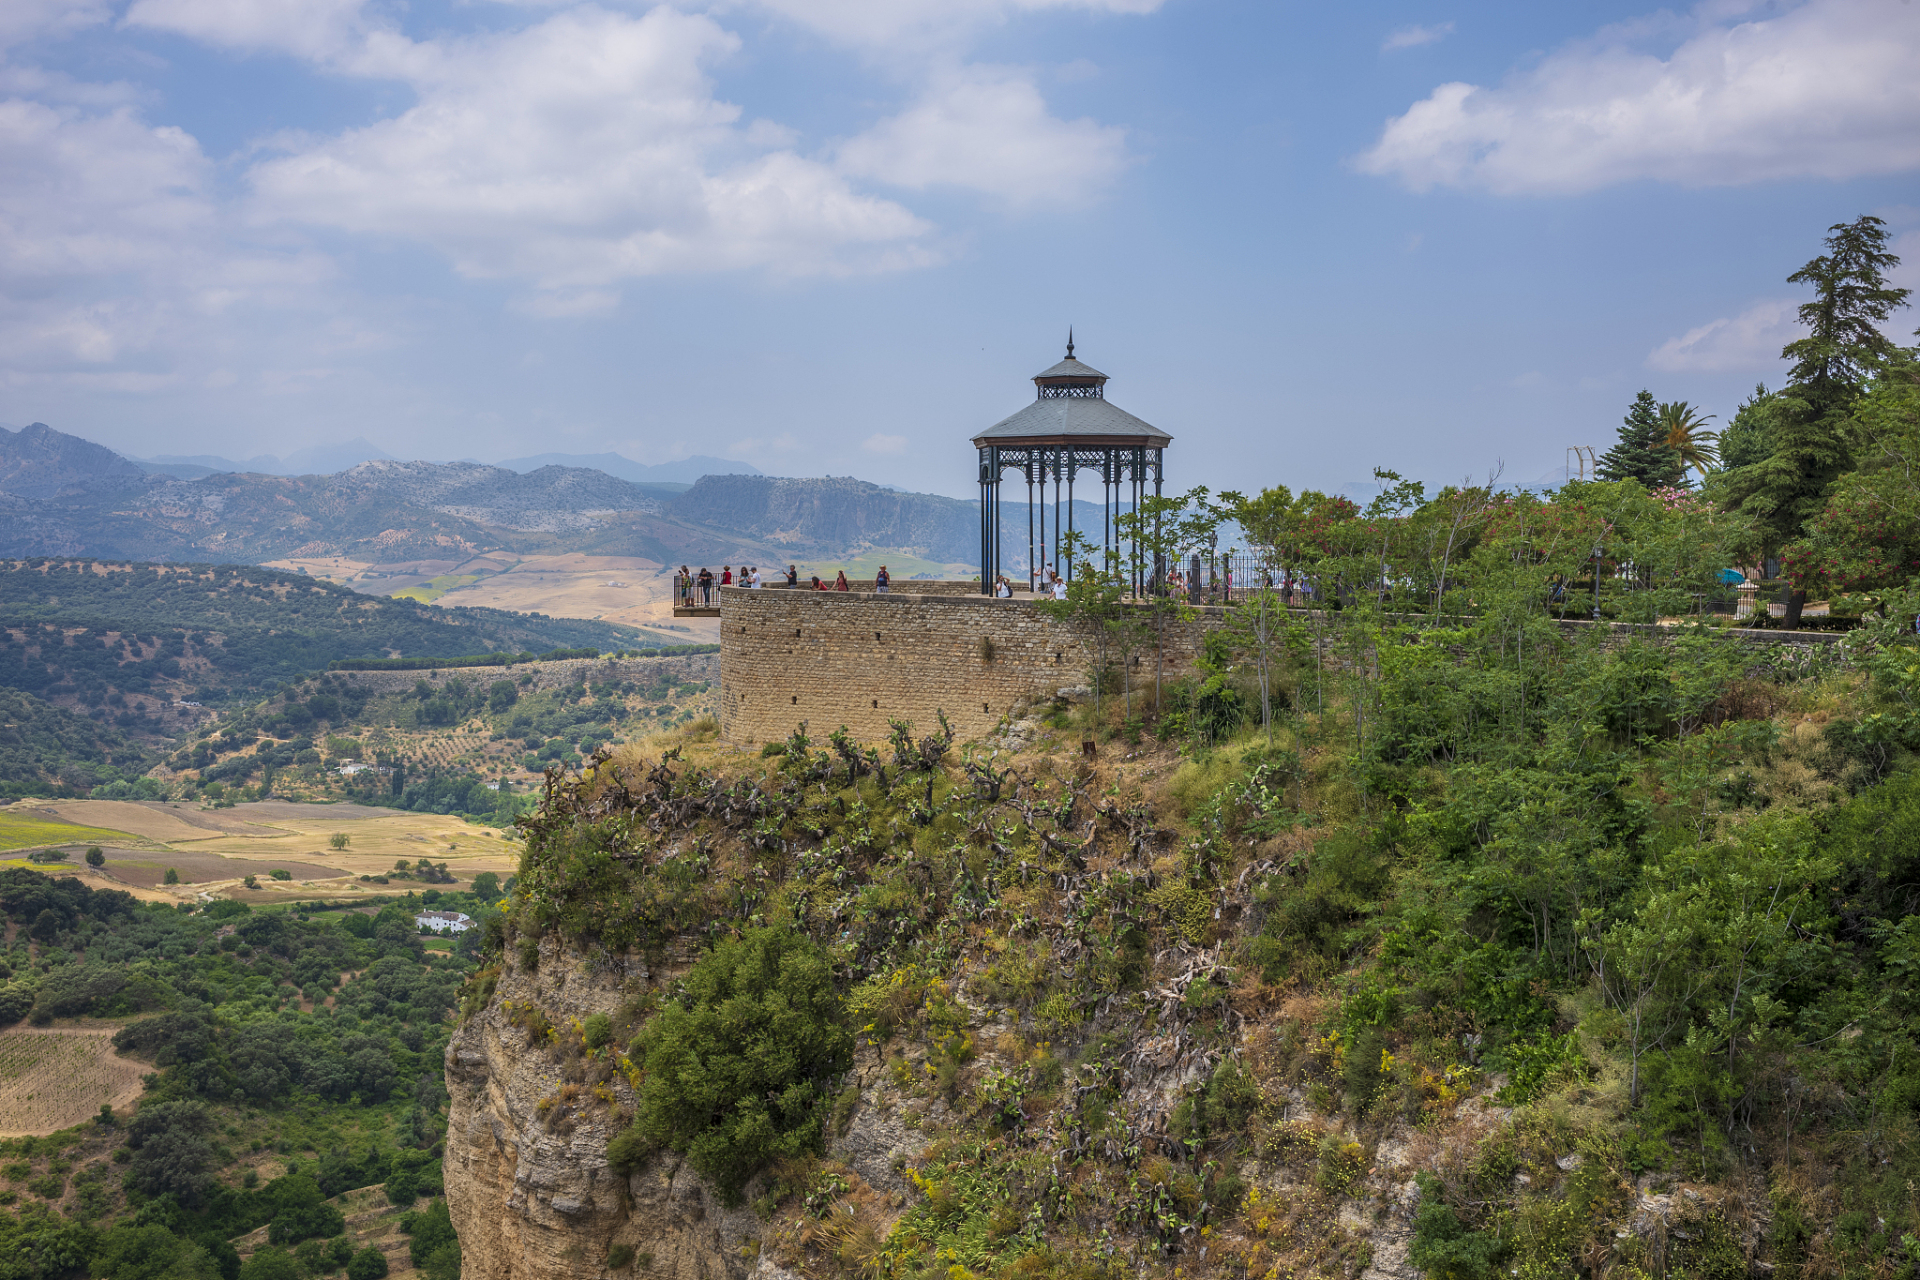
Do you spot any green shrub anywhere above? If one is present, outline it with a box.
[607,1243,636,1270]
[613,926,851,1203]
[408,1198,460,1279]
[345,1246,389,1280]
[582,1013,613,1051]
[1407,1174,1507,1280]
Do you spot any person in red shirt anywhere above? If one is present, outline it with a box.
[834,570,849,591]
[721,566,732,587]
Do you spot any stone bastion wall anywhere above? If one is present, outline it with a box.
[715,585,1849,746]
[717,586,1215,744]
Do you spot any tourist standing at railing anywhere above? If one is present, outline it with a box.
[721,565,732,588]
[834,570,850,591]
[697,566,713,605]
[786,565,798,587]
[876,565,891,593]
[679,565,691,607]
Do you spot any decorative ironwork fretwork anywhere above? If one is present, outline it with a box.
[1037,384,1105,399]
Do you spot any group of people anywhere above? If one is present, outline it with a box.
[678,563,801,605]
[677,563,896,605]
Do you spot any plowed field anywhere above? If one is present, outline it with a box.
[0,1027,145,1137]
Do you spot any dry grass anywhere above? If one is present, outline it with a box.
[0,1028,145,1137]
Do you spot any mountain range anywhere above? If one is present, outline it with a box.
[0,421,1001,569]
[129,439,763,485]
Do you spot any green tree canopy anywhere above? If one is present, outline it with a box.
[1783,214,1912,398]
[1598,391,1685,488]
[612,925,851,1203]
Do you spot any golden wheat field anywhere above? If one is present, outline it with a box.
[0,1027,146,1136]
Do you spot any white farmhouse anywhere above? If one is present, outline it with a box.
[415,910,474,934]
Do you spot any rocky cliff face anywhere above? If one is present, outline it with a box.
[443,934,756,1280]
[443,934,933,1280]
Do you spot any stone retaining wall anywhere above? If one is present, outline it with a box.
[717,587,1212,744]
[716,588,1849,746]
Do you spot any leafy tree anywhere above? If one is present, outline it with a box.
[406,1199,459,1280]
[85,847,104,868]
[1717,384,1776,470]
[126,1101,217,1206]
[329,833,350,851]
[468,872,500,901]
[1725,218,1910,625]
[613,926,851,1203]
[1782,214,1912,396]
[163,868,180,886]
[1597,391,1684,488]
[1034,530,1128,716]
[92,1223,221,1280]
[237,1248,300,1280]
[345,1245,389,1280]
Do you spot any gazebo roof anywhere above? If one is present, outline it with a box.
[972,396,1172,447]
[1032,355,1109,383]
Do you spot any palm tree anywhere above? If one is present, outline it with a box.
[1658,400,1719,479]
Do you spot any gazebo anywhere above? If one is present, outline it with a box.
[973,336,1171,596]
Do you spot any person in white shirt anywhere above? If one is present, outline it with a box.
[995,576,1012,598]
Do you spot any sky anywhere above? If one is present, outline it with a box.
[3,0,1919,499]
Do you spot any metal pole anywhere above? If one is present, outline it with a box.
[1066,450,1076,583]
[1027,458,1036,595]
[979,448,989,596]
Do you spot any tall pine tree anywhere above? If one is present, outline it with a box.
[1597,390,1685,488]
[1726,215,1911,627]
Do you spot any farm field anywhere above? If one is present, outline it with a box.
[0,1027,146,1137]
[0,800,516,902]
[24,799,233,844]
[0,811,144,853]
[266,551,706,638]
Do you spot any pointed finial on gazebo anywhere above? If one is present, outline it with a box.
[1066,327,1074,359]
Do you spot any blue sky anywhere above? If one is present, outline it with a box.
[3,0,1917,498]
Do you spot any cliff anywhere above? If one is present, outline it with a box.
[444,932,932,1280]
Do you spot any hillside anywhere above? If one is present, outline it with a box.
[0,688,155,797]
[433,604,1920,1280]
[0,423,145,500]
[0,865,484,1280]
[0,560,647,735]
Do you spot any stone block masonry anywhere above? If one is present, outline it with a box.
[718,586,1214,744]
[717,585,1852,746]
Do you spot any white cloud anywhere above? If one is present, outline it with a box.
[0,93,338,393]
[0,0,111,51]
[1383,21,1453,51]
[1647,299,1798,372]
[742,0,1161,54]
[1356,0,1920,194]
[862,432,907,454]
[1649,229,1920,372]
[122,0,374,62]
[244,7,936,296]
[837,64,1128,207]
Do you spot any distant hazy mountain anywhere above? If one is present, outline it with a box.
[0,422,147,499]
[139,436,394,477]
[0,421,1004,570]
[494,452,761,485]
